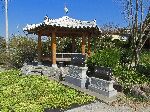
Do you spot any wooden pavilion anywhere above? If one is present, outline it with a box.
[23,16,101,67]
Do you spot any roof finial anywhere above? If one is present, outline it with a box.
[64,4,69,15]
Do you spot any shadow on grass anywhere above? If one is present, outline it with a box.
[123,88,149,102]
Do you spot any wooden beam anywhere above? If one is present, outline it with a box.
[88,36,91,56]
[82,34,86,55]
[38,33,42,63]
[51,31,56,65]
[72,37,75,53]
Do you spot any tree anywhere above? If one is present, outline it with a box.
[0,36,5,49]
[118,0,150,67]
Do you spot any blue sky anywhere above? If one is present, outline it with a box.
[0,0,127,37]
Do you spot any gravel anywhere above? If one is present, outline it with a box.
[65,101,150,112]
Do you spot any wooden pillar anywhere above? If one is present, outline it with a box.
[48,36,51,60]
[72,37,75,53]
[51,31,57,67]
[82,34,86,55]
[88,36,91,56]
[38,33,42,64]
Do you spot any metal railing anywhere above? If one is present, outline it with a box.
[42,53,87,61]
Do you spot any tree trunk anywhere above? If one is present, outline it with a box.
[135,48,140,67]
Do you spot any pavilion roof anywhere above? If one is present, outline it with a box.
[23,16,101,36]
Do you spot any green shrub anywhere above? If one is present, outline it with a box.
[42,41,51,57]
[112,39,122,48]
[87,48,120,69]
[140,50,150,66]
[0,36,6,49]
[113,66,150,101]
[0,70,95,111]
[95,36,116,50]
[7,36,37,68]
[55,37,82,53]
[0,49,8,65]
[120,48,133,67]
[136,50,150,77]
[86,48,120,77]
[113,66,150,88]
[136,65,150,78]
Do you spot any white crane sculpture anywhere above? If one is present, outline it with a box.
[64,5,69,14]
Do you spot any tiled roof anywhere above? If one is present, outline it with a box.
[23,16,100,31]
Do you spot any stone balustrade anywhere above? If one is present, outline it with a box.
[65,65,88,88]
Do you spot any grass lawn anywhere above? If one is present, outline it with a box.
[0,70,95,112]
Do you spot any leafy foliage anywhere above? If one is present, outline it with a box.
[113,66,150,88]
[95,36,116,50]
[140,50,150,67]
[0,70,95,111]
[0,36,5,49]
[86,47,149,97]
[0,36,37,68]
[86,48,120,69]
[56,37,82,53]
[120,48,133,67]
[86,48,121,77]
[136,50,150,77]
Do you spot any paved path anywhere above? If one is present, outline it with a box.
[65,101,150,112]
[0,67,5,73]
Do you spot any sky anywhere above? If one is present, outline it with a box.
[0,0,127,37]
